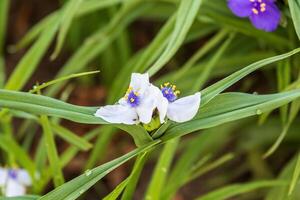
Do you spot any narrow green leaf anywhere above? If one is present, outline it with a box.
[4,18,59,91]
[163,90,300,141]
[263,122,291,158]
[288,0,300,41]
[51,123,93,151]
[196,180,286,200]
[288,152,300,195]
[121,152,149,200]
[201,48,300,106]
[103,178,129,200]
[147,0,203,76]
[145,138,179,200]
[51,0,83,59]
[29,70,100,94]
[40,115,65,187]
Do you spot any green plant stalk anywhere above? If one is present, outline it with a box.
[40,115,65,187]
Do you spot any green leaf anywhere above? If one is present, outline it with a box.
[4,17,59,91]
[145,138,179,200]
[103,178,129,200]
[51,0,83,59]
[288,0,300,41]
[201,48,300,106]
[0,89,152,147]
[162,90,300,141]
[196,180,286,200]
[288,152,300,195]
[39,140,160,200]
[40,115,65,187]
[121,152,149,200]
[51,123,93,151]
[147,0,203,76]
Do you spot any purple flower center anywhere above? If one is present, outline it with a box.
[161,82,180,102]
[250,0,267,15]
[8,170,18,179]
[126,89,140,107]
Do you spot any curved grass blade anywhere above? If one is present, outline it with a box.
[29,70,100,94]
[39,140,160,200]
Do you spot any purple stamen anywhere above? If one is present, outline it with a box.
[8,170,18,180]
[127,90,140,107]
[161,87,177,102]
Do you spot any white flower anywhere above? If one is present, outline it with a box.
[0,168,32,197]
[95,73,168,125]
[159,82,201,123]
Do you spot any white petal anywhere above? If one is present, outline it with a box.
[0,168,8,186]
[5,179,26,197]
[95,105,138,125]
[129,73,150,95]
[17,170,31,186]
[152,86,168,123]
[136,85,162,124]
[167,92,201,123]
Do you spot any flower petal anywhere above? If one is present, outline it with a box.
[228,0,252,17]
[95,105,138,125]
[0,168,8,186]
[129,73,150,95]
[5,179,26,197]
[155,90,168,123]
[16,170,31,186]
[167,92,201,123]
[249,2,280,32]
[136,85,158,124]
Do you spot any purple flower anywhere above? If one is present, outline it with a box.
[228,0,281,32]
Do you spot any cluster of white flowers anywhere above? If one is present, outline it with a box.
[95,73,201,126]
[0,168,31,197]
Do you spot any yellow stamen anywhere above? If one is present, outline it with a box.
[130,98,135,102]
[260,7,266,12]
[164,82,170,86]
[252,8,259,14]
